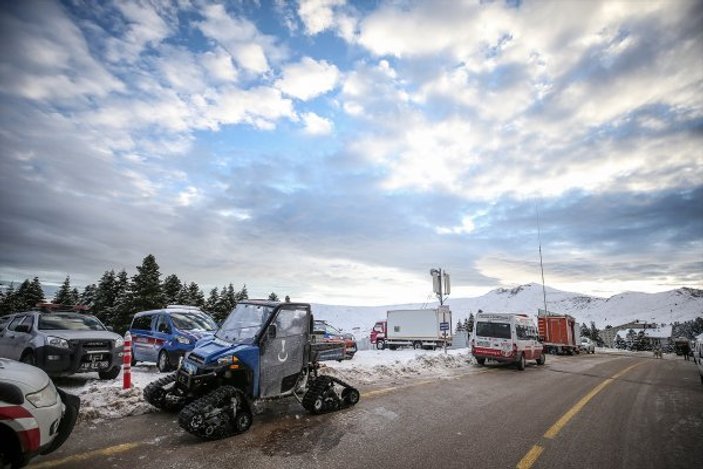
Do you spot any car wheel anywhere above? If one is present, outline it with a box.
[98,366,121,380]
[20,351,35,366]
[517,353,526,371]
[413,341,422,350]
[376,340,385,350]
[0,424,24,468]
[536,353,546,366]
[476,357,486,366]
[157,350,171,373]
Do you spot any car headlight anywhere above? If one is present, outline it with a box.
[26,382,59,408]
[176,336,191,345]
[46,336,69,349]
[115,337,124,348]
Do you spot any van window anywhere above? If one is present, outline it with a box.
[132,315,153,330]
[476,321,511,339]
[156,315,171,334]
[516,325,529,340]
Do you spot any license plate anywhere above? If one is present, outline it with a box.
[80,360,109,370]
[477,341,489,347]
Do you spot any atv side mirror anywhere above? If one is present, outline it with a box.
[268,324,277,339]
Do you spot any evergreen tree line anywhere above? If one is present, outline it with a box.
[579,321,604,346]
[0,254,282,334]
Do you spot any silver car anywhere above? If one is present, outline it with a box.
[580,337,596,354]
[0,311,124,379]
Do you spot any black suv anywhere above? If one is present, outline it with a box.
[0,309,124,379]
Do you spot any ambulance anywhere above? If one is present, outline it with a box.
[471,312,545,370]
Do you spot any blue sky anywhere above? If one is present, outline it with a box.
[0,0,701,305]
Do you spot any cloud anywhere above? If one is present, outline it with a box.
[297,0,346,35]
[197,3,281,74]
[275,56,340,100]
[0,1,124,101]
[301,112,333,135]
[105,0,174,63]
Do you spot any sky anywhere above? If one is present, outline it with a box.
[0,0,701,306]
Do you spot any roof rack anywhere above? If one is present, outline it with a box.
[34,303,89,313]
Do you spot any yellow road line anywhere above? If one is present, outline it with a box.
[516,360,645,468]
[543,361,643,439]
[31,442,142,468]
[516,445,544,469]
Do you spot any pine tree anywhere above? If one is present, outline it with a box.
[70,287,80,305]
[590,321,601,345]
[93,270,117,323]
[187,282,205,307]
[205,287,219,313]
[580,323,591,339]
[80,284,97,308]
[236,284,248,302]
[53,275,75,305]
[467,313,475,333]
[0,283,21,315]
[110,286,134,335]
[131,254,165,312]
[268,292,279,301]
[16,277,45,310]
[162,274,182,305]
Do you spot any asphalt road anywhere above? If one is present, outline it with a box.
[32,353,703,469]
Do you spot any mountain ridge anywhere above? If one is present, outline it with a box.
[311,284,703,334]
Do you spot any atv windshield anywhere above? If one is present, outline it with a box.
[216,303,274,343]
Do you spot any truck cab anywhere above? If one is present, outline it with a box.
[471,312,545,371]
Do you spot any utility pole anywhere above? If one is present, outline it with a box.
[430,268,451,354]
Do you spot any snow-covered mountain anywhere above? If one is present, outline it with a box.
[311,283,703,335]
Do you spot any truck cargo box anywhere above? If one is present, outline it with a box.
[537,310,579,354]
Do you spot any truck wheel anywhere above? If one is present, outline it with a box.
[517,354,526,371]
[476,357,485,366]
[413,341,422,350]
[98,366,121,380]
[536,353,546,366]
[376,340,385,350]
[157,350,172,373]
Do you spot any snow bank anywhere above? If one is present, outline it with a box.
[56,349,475,424]
[321,349,475,384]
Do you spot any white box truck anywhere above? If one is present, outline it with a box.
[370,307,452,350]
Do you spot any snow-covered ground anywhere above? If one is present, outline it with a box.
[54,348,475,424]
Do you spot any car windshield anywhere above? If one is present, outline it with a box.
[170,312,217,331]
[475,321,511,339]
[216,303,274,343]
[39,314,106,331]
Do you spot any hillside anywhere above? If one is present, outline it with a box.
[312,283,703,336]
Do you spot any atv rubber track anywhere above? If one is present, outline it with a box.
[178,386,252,441]
[143,372,187,411]
[302,375,360,415]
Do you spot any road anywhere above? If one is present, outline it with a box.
[32,353,703,469]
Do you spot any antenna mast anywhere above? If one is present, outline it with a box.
[537,203,548,315]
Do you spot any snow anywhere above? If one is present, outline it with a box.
[55,349,474,424]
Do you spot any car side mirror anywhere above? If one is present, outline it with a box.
[15,324,31,333]
[268,324,277,339]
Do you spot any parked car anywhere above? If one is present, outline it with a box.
[129,305,217,372]
[0,358,80,467]
[471,312,545,370]
[313,320,357,360]
[580,337,596,354]
[0,310,123,379]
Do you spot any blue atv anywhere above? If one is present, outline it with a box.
[143,300,360,440]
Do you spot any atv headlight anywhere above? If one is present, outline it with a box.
[114,337,124,349]
[46,336,69,349]
[176,336,191,345]
[26,382,59,408]
[216,355,240,369]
